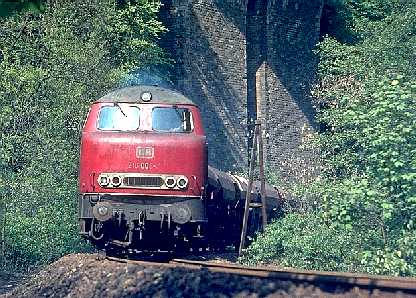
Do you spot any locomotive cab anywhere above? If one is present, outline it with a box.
[78,86,208,252]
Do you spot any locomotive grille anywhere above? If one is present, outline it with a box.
[123,176,164,187]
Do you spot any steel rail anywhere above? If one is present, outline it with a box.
[106,256,416,293]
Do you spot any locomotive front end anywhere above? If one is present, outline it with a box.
[78,86,208,252]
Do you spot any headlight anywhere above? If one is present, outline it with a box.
[141,91,152,102]
[177,177,188,189]
[98,175,109,187]
[165,176,176,188]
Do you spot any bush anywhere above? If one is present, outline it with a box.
[240,213,367,272]
[241,212,415,276]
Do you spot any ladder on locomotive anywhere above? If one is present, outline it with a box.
[238,120,268,256]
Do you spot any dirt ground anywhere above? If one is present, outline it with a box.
[0,254,409,298]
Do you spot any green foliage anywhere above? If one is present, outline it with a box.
[0,0,44,17]
[241,213,367,272]
[242,213,415,276]
[247,0,416,276]
[348,0,393,21]
[0,0,166,269]
[314,0,416,275]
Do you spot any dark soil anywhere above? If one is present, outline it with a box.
[0,254,412,298]
[0,271,28,295]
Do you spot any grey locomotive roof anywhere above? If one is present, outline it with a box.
[96,85,196,106]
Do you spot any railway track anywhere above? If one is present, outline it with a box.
[107,256,416,296]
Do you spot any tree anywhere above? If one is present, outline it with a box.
[0,0,167,268]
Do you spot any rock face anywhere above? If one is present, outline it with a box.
[160,0,323,182]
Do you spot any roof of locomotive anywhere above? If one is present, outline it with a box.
[96,85,196,106]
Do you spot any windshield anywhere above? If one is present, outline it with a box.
[152,107,193,133]
[97,105,140,131]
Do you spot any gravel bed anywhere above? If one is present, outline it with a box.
[0,272,27,295]
[179,252,238,264]
[0,254,412,298]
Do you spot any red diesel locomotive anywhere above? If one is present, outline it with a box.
[78,85,281,253]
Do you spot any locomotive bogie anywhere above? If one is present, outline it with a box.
[78,193,207,250]
[79,195,205,226]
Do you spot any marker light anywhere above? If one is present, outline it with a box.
[177,177,188,189]
[141,92,152,102]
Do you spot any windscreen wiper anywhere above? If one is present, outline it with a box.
[114,102,127,117]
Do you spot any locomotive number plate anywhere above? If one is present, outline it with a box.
[128,162,154,170]
[136,147,154,158]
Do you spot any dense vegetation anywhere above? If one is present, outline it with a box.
[0,0,167,269]
[242,0,416,276]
